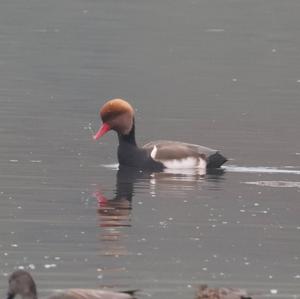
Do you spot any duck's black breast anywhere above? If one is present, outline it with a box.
[117,142,164,171]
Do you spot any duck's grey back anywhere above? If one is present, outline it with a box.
[143,140,227,168]
[143,140,217,157]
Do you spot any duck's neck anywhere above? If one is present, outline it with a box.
[23,279,38,299]
[116,121,163,170]
[118,122,137,147]
[117,121,148,168]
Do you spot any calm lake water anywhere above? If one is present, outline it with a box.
[0,0,300,298]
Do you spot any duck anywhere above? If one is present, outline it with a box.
[196,284,252,299]
[6,270,137,299]
[93,99,227,171]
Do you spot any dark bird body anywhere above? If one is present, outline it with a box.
[94,99,227,171]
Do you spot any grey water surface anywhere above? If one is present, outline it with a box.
[0,0,300,298]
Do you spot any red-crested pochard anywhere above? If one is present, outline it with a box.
[6,270,136,299]
[93,99,227,171]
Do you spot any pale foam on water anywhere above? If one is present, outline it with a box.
[224,165,300,175]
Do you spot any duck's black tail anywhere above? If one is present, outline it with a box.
[207,152,227,168]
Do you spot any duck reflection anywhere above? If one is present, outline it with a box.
[149,167,225,195]
[92,166,225,279]
[93,167,151,228]
[93,166,225,229]
[92,167,153,257]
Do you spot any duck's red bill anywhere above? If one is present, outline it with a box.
[93,123,111,140]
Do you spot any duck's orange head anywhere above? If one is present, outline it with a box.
[93,99,135,140]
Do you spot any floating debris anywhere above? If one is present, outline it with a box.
[44,264,57,269]
[270,289,278,294]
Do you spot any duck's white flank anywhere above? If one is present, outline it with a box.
[150,145,158,160]
[198,157,207,169]
[162,157,206,169]
[151,146,207,169]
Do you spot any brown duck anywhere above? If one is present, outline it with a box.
[6,270,136,299]
[196,285,252,299]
